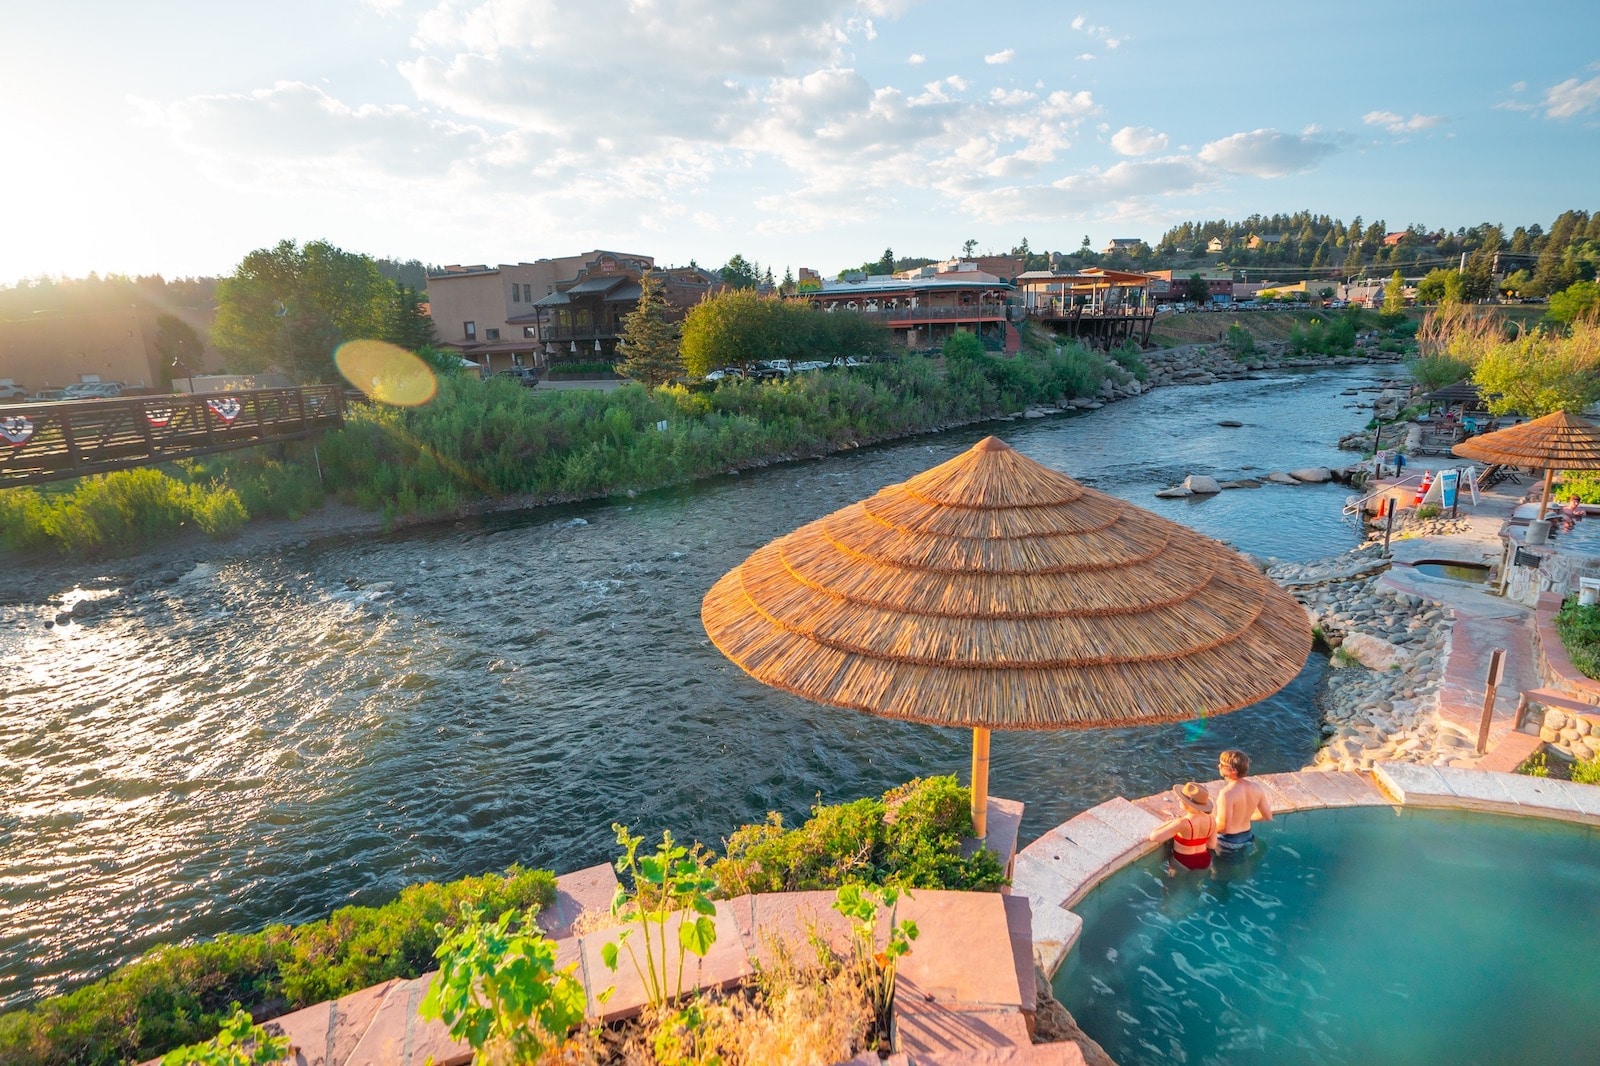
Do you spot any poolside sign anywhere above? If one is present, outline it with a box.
[1439,469,1460,509]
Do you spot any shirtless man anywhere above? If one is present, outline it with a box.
[1213,750,1271,857]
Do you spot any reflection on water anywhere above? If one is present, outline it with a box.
[0,366,1382,1009]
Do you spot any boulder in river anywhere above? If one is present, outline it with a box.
[1289,467,1334,483]
[1154,486,1192,498]
[1266,472,1299,485]
[1183,475,1222,495]
[1218,420,1244,427]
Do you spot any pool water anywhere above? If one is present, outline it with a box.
[1411,561,1490,583]
[1055,807,1600,1065]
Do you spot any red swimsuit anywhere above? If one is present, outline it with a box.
[1172,816,1213,870]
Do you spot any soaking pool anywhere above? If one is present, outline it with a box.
[1055,806,1600,1065]
[1409,559,1492,584]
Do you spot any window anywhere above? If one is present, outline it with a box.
[464,320,476,340]
[523,284,532,302]
[485,328,501,341]
[523,326,537,338]
[511,285,521,303]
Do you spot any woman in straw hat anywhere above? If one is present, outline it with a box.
[1146,782,1216,871]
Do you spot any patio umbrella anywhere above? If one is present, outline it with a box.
[1452,409,1600,520]
[701,436,1311,837]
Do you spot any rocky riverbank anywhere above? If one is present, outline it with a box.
[1263,544,1479,772]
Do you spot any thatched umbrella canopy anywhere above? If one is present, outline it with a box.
[1453,410,1600,519]
[701,437,1311,836]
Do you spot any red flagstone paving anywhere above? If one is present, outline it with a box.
[536,861,619,940]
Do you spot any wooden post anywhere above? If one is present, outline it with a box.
[1383,496,1396,556]
[1537,468,1555,521]
[970,726,991,839]
[1476,648,1506,755]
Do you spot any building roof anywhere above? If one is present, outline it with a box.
[566,276,630,295]
[809,272,1010,295]
[532,291,570,306]
[603,281,644,303]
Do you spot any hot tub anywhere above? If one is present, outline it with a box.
[1053,806,1600,1065]
[1409,559,1492,584]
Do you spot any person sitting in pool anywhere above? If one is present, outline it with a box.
[1560,494,1585,533]
[1146,781,1216,870]
[1214,750,1272,857]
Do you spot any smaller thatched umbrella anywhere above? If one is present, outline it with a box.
[1453,410,1600,519]
[702,437,1311,837]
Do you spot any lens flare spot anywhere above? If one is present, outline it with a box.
[335,341,438,406]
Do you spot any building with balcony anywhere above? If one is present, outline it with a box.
[1013,268,1154,347]
[792,268,1013,350]
[427,250,723,374]
[522,261,721,364]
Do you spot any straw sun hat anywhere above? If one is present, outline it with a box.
[1174,782,1213,813]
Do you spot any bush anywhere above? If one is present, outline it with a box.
[0,866,556,1066]
[1224,323,1256,359]
[1572,756,1600,785]
[710,776,1007,897]
[1556,599,1600,680]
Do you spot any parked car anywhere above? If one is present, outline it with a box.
[704,366,745,382]
[749,362,787,381]
[0,382,25,401]
[62,381,125,399]
[494,367,540,387]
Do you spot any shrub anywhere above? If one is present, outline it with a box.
[1224,323,1256,359]
[1556,599,1600,680]
[1572,757,1600,785]
[941,331,985,362]
[711,777,1006,897]
[0,866,556,1066]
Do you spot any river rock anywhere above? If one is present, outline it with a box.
[1154,486,1192,498]
[1218,420,1243,427]
[1289,467,1334,483]
[1266,472,1298,485]
[1183,475,1222,495]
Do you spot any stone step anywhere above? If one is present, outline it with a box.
[1516,687,1600,730]
[1474,730,1545,774]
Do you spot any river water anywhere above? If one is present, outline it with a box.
[0,365,1387,1011]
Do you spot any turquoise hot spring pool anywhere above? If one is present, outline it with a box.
[1054,806,1600,1065]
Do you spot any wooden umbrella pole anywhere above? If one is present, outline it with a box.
[971,726,991,839]
[1538,467,1555,521]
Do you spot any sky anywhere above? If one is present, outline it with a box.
[2,1,1597,286]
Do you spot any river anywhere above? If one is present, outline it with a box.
[0,364,1387,1010]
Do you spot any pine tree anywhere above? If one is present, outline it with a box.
[616,272,683,387]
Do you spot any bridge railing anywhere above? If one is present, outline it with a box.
[0,386,345,486]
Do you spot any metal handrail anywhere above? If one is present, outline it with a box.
[1343,473,1430,516]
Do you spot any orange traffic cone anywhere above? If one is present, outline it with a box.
[1412,471,1433,507]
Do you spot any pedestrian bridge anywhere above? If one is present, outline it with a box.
[0,386,345,487]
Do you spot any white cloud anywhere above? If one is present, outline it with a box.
[984,49,1015,65]
[1109,125,1167,156]
[969,157,1208,222]
[1544,75,1600,119]
[1077,53,1096,61]
[990,88,1037,106]
[1197,128,1338,177]
[1069,16,1123,49]
[1362,110,1445,134]
[907,53,925,65]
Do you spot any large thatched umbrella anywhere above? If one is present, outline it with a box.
[1453,410,1600,520]
[701,437,1311,837]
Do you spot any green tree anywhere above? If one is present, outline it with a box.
[962,239,978,257]
[719,254,759,290]
[1185,273,1210,306]
[1380,270,1407,324]
[153,313,204,385]
[1416,268,1459,305]
[383,284,436,351]
[213,239,394,382]
[942,331,985,361]
[878,248,895,276]
[810,308,891,362]
[615,271,682,386]
[1548,280,1600,325]
[679,288,794,377]
[1473,321,1600,417]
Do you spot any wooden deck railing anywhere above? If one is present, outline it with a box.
[0,386,345,486]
